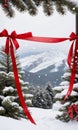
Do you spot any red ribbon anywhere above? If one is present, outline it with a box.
[26,32,78,101]
[67,104,78,121]
[64,33,78,100]
[0,29,78,124]
[0,29,36,125]
[4,0,7,7]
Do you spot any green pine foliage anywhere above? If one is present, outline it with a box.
[1,0,78,17]
[32,84,54,109]
[53,64,78,122]
[0,47,33,119]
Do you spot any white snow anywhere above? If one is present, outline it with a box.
[50,60,63,72]
[53,85,68,91]
[62,72,71,78]
[0,106,78,130]
[74,83,78,89]
[0,71,7,75]
[11,102,19,107]
[61,89,78,96]
[25,94,33,98]
[20,51,66,73]
[55,87,78,99]
[26,99,32,104]
[60,81,69,86]
[0,95,4,100]
[2,96,15,104]
[3,87,14,94]
[0,106,5,111]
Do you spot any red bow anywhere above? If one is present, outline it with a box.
[0,29,32,54]
[0,29,36,125]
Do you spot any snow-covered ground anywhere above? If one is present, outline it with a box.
[0,103,78,130]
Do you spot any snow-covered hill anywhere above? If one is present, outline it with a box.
[20,50,66,73]
[20,50,67,87]
[0,105,78,130]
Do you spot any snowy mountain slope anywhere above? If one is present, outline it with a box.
[20,50,66,73]
[20,50,67,87]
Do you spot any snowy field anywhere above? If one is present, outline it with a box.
[0,102,78,130]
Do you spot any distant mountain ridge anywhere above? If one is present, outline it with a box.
[20,51,67,87]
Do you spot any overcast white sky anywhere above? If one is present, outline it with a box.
[0,6,75,55]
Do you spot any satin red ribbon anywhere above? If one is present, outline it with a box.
[0,29,78,124]
[0,29,36,125]
[67,104,78,121]
[64,33,78,100]
[26,32,78,100]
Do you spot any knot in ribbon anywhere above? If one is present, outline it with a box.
[0,29,32,54]
[2,29,19,54]
[69,32,78,41]
[0,29,19,53]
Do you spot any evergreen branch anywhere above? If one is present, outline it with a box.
[1,2,14,17]
[0,0,78,17]
[42,0,54,16]
[33,0,42,6]
[64,0,78,14]
[10,0,27,12]
[23,0,37,15]
[54,0,66,15]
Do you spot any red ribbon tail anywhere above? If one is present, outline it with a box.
[10,44,36,125]
[12,38,19,50]
[64,72,75,100]
[67,41,74,67]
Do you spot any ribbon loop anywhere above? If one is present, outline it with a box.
[10,31,17,39]
[0,29,8,37]
[9,31,19,50]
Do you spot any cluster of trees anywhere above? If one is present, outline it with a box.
[0,0,78,122]
[0,45,78,122]
[32,84,54,109]
[0,47,54,120]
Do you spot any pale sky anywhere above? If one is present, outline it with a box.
[0,6,75,55]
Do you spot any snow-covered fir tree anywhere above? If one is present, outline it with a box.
[0,47,33,119]
[22,82,33,107]
[53,64,78,122]
[32,84,54,109]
